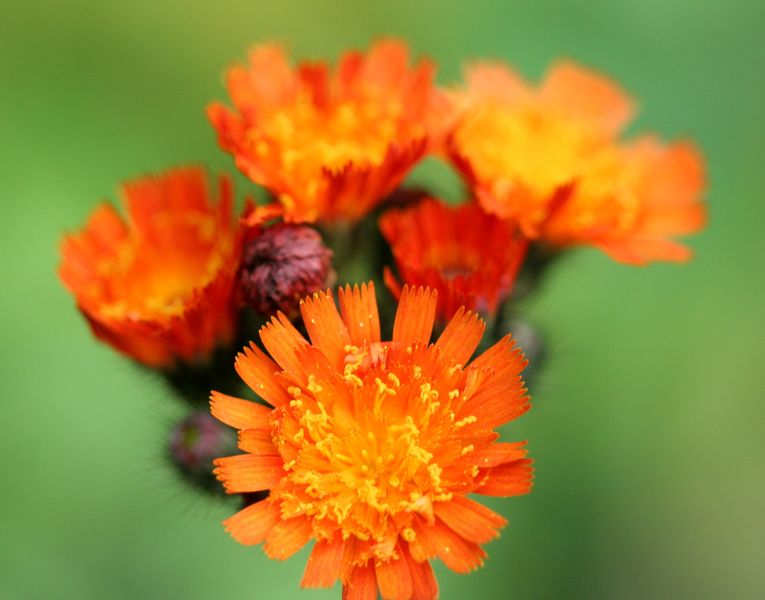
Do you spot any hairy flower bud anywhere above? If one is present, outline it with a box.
[169,412,237,492]
[240,224,333,317]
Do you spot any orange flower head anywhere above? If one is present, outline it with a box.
[380,199,527,320]
[208,39,445,224]
[541,136,707,264]
[58,166,241,367]
[446,60,706,264]
[211,283,532,600]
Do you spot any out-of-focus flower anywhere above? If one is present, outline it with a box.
[446,60,706,264]
[208,39,445,224]
[240,220,334,318]
[541,137,707,263]
[380,199,527,320]
[58,166,241,367]
[210,283,532,600]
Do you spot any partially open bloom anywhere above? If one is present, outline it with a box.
[446,60,706,264]
[541,137,707,263]
[208,39,444,224]
[211,283,532,600]
[58,166,241,367]
[380,199,527,320]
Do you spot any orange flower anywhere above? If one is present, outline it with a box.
[208,39,444,224]
[380,199,527,320]
[211,283,532,600]
[58,166,241,367]
[446,60,706,264]
[541,136,706,264]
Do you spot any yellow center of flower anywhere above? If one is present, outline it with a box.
[271,343,472,552]
[96,212,232,320]
[454,102,604,199]
[540,144,646,239]
[248,91,424,183]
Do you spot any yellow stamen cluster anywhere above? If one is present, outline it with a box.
[248,95,423,177]
[270,345,475,553]
[98,213,232,320]
[454,104,601,201]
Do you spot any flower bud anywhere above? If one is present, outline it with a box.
[240,224,333,317]
[169,412,237,492]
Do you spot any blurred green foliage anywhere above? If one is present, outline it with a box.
[1,1,763,598]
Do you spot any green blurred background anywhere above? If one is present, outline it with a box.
[2,1,763,598]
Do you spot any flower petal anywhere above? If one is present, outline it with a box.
[264,516,313,560]
[123,166,211,228]
[540,60,635,136]
[222,499,281,545]
[301,290,351,368]
[459,335,529,429]
[342,564,377,600]
[338,283,381,346]
[434,496,507,544]
[640,141,706,234]
[210,391,272,430]
[301,533,345,589]
[235,342,291,408]
[237,429,278,455]
[408,515,439,563]
[476,459,534,497]
[435,307,485,366]
[259,312,308,378]
[466,333,525,375]
[375,553,413,600]
[234,43,297,109]
[470,441,528,468]
[213,454,283,493]
[462,61,530,104]
[400,544,438,600]
[428,519,486,573]
[392,285,437,346]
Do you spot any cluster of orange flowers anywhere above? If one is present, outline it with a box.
[58,39,706,600]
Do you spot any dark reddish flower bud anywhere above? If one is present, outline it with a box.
[169,412,237,491]
[240,223,333,317]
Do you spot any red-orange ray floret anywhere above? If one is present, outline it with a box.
[445,60,706,264]
[380,198,527,320]
[58,166,241,367]
[211,282,532,599]
[208,39,447,224]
